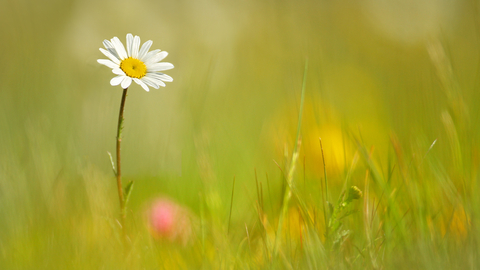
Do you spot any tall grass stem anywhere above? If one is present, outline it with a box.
[273,60,308,258]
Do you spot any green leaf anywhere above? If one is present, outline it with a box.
[327,201,334,215]
[107,151,116,176]
[124,180,134,206]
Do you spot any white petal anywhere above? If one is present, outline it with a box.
[145,51,168,65]
[97,59,118,69]
[156,79,166,87]
[126,34,133,57]
[132,35,140,59]
[99,48,121,64]
[112,68,125,75]
[111,37,128,60]
[110,75,125,86]
[121,76,132,89]
[147,62,174,72]
[141,49,160,61]
[133,78,150,92]
[141,77,160,89]
[147,76,166,87]
[103,39,120,59]
[138,40,152,60]
[147,73,173,82]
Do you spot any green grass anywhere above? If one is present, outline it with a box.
[1,0,480,269]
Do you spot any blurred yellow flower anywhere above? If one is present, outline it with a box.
[428,204,470,243]
[444,206,470,241]
[265,100,350,177]
[98,33,174,91]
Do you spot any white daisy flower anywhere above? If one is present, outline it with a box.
[97,33,174,91]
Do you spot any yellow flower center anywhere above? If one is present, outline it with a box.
[120,57,147,79]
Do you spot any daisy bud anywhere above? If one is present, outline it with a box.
[347,186,363,201]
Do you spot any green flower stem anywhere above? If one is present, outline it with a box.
[116,87,128,227]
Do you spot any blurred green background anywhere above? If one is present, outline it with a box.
[1,0,480,268]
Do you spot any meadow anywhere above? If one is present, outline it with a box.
[1,0,480,269]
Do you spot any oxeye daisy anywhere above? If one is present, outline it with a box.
[97,33,174,91]
[98,34,174,240]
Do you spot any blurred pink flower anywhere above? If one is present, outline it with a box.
[148,198,193,245]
